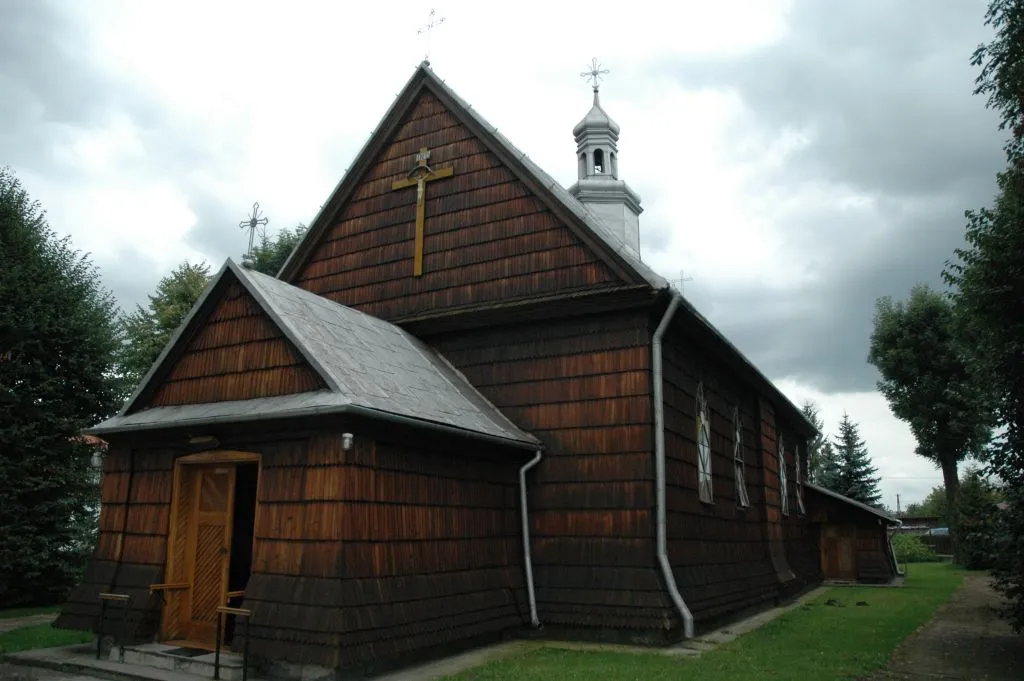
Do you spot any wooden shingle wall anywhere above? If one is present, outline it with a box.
[139,281,323,409]
[428,310,670,633]
[291,91,623,320]
[776,421,822,594]
[810,490,893,584]
[660,329,780,627]
[242,434,526,669]
[55,446,175,639]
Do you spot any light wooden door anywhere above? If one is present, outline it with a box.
[182,464,236,645]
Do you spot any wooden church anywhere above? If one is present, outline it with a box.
[57,62,895,673]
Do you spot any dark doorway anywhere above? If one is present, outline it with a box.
[225,462,258,644]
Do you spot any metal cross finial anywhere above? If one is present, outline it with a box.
[418,9,446,64]
[581,58,610,92]
[671,269,694,294]
[239,202,269,258]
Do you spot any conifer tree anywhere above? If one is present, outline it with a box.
[801,400,827,482]
[830,412,883,507]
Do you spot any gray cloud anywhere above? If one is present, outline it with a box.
[0,1,257,311]
[666,0,1006,393]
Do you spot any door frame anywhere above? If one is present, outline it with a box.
[161,450,261,645]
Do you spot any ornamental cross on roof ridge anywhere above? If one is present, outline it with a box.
[581,58,610,92]
[418,9,446,64]
[239,202,269,258]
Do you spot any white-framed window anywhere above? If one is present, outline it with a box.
[778,433,789,516]
[696,383,713,504]
[795,443,806,515]
[733,406,749,508]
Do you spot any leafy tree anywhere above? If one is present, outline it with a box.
[829,412,883,507]
[904,485,948,520]
[113,223,310,398]
[0,167,120,606]
[944,0,1024,631]
[955,466,1003,570]
[801,400,827,482]
[114,261,212,397]
[245,223,308,276]
[868,285,992,526]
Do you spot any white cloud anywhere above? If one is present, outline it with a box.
[4,0,987,509]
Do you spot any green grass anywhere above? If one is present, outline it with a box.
[444,563,965,681]
[0,624,92,654]
[0,605,62,620]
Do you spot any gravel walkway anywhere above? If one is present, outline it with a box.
[864,571,1024,680]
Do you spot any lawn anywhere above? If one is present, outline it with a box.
[0,605,92,654]
[444,563,965,681]
[0,624,92,654]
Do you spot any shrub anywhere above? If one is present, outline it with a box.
[891,533,941,563]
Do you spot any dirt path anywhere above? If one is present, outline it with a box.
[0,614,57,634]
[866,571,1024,680]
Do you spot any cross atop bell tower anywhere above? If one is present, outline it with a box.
[568,58,644,259]
[573,58,620,179]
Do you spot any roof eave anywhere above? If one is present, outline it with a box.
[85,401,541,453]
[807,482,900,525]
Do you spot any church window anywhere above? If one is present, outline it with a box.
[696,383,713,504]
[778,433,789,516]
[795,444,806,515]
[593,148,605,174]
[734,406,749,508]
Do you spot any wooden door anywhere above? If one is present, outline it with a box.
[182,464,236,645]
[821,524,857,580]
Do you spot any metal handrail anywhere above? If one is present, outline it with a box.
[214,606,252,681]
[97,593,131,662]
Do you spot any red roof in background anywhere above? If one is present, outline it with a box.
[72,434,108,448]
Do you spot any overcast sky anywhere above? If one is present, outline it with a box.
[1,0,1004,509]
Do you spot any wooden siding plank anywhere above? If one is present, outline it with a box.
[140,281,324,409]
[290,90,625,320]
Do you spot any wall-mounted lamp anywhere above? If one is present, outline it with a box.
[341,433,354,451]
[188,435,219,447]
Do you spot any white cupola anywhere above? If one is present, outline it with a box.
[568,66,643,258]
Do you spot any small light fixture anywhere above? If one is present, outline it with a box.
[188,435,219,447]
[341,433,354,451]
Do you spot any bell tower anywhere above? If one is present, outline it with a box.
[568,59,643,258]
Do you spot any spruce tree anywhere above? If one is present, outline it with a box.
[815,439,842,490]
[0,167,120,606]
[801,400,827,482]
[830,412,883,507]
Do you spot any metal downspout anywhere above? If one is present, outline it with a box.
[519,449,543,628]
[653,292,695,638]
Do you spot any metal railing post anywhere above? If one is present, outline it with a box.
[98,593,131,662]
[97,599,107,660]
[120,597,129,662]
[214,605,252,681]
[214,609,223,681]
[242,613,250,681]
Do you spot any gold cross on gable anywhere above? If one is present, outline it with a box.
[391,146,454,277]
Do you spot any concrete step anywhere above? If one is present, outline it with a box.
[114,643,245,681]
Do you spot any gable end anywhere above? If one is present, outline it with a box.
[279,66,655,322]
[129,275,326,412]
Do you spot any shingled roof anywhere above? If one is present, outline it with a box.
[807,482,901,525]
[88,260,540,450]
[277,62,817,436]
